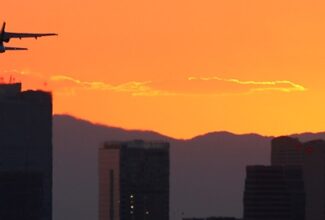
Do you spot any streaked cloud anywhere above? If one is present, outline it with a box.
[0,70,307,97]
[50,75,171,96]
[187,76,306,93]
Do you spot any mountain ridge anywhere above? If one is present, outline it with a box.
[54,114,277,140]
[52,114,325,220]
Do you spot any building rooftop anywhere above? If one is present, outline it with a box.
[103,140,169,150]
[0,83,21,98]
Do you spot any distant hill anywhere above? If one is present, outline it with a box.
[52,115,325,220]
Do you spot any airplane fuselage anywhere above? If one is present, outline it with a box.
[1,37,10,43]
[0,22,57,53]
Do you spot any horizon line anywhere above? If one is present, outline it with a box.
[53,113,325,141]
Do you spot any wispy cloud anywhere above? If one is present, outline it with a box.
[51,75,150,92]
[50,75,171,96]
[188,76,306,93]
[49,74,308,96]
[0,70,307,97]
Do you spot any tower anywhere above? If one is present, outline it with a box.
[0,83,52,220]
[243,166,305,220]
[271,137,325,220]
[99,140,170,220]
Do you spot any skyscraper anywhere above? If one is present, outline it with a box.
[243,166,305,220]
[0,83,52,220]
[271,136,304,166]
[302,140,325,220]
[272,137,325,220]
[99,140,170,220]
[183,217,242,220]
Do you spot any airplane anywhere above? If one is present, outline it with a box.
[0,22,57,53]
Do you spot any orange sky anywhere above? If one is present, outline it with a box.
[1,0,325,138]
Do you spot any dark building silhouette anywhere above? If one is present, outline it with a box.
[272,137,325,220]
[271,136,304,166]
[183,217,242,220]
[99,140,170,220]
[206,218,241,220]
[183,218,205,220]
[243,166,305,220]
[0,83,52,220]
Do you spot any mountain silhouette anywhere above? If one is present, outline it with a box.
[52,115,325,220]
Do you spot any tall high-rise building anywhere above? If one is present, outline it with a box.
[0,83,52,220]
[183,217,242,220]
[99,140,170,220]
[271,136,304,166]
[243,166,305,220]
[302,140,325,220]
[272,137,325,220]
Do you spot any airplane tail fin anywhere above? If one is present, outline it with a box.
[0,22,6,40]
[1,22,6,35]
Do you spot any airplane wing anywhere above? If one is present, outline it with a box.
[5,46,28,51]
[5,32,57,39]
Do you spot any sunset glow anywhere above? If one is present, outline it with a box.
[1,0,325,138]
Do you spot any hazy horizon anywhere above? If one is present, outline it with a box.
[53,114,325,140]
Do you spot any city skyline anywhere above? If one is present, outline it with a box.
[2,1,325,220]
[0,99,323,220]
[2,0,325,138]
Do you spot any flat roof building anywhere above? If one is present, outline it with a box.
[272,137,325,220]
[0,83,52,220]
[271,136,304,166]
[244,166,305,220]
[99,140,170,220]
[183,217,242,220]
